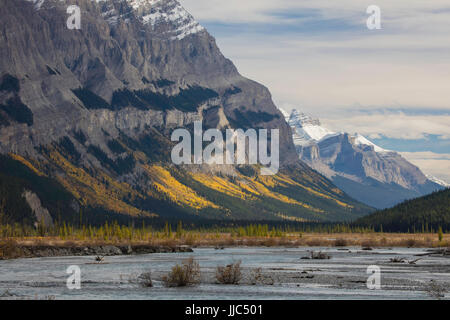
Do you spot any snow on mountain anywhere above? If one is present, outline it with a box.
[284,109,388,153]
[426,175,450,188]
[286,110,336,146]
[138,0,205,39]
[99,0,205,40]
[128,0,158,9]
[27,0,205,40]
[281,108,445,208]
[353,134,389,153]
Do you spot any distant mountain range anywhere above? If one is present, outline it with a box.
[281,109,445,209]
[356,188,450,232]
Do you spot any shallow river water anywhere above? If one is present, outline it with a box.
[0,247,448,300]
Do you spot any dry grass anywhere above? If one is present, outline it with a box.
[297,233,450,248]
[305,239,324,247]
[334,239,348,247]
[162,257,200,287]
[1,232,448,250]
[361,239,377,248]
[249,268,274,285]
[0,240,25,259]
[216,261,242,285]
[137,271,153,287]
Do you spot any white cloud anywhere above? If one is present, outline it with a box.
[181,0,450,27]
[320,114,450,140]
[180,0,450,110]
[401,152,450,161]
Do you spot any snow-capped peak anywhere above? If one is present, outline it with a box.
[286,109,336,146]
[284,108,390,153]
[110,0,204,40]
[140,0,205,40]
[127,0,161,10]
[289,110,322,128]
[426,175,450,188]
[353,133,388,153]
[93,0,206,40]
[25,0,205,40]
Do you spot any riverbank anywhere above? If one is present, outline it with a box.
[0,242,192,260]
[1,232,448,260]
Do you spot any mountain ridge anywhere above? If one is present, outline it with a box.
[282,108,444,209]
[0,0,373,226]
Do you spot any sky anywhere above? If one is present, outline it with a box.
[179,0,450,182]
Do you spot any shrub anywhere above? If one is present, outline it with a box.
[262,237,277,247]
[404,239,417,248]
[0,240,24,259]
[127,270,153,287]
[249,267,274,286]
[425,281,447,299]
[216,261,242,285]
[137,271,153,287]
[162,257,200,287]
[361,240,377,248]
[309,251,331,260]
[438,227,443,242]
[334,239,347,247]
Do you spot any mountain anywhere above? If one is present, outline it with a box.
[355,188,450,232]
[426,175,450,188]
[283,109,444,209]
[0,0,372,226]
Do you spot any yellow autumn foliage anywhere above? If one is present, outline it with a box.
[190,171,325,213]
[248,178,325,213]
[9,146,352,220]
[144,165,220,210]
[48,150,155,217]
[9,153,44,176]
[190,173,256,200]
[258,174,352,209]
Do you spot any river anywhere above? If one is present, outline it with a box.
[0,247,448,300]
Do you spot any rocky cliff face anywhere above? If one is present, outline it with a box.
[23,190,53,228]
[0,0,297,162]
[284,109,444,209]
[0,0,371,224]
